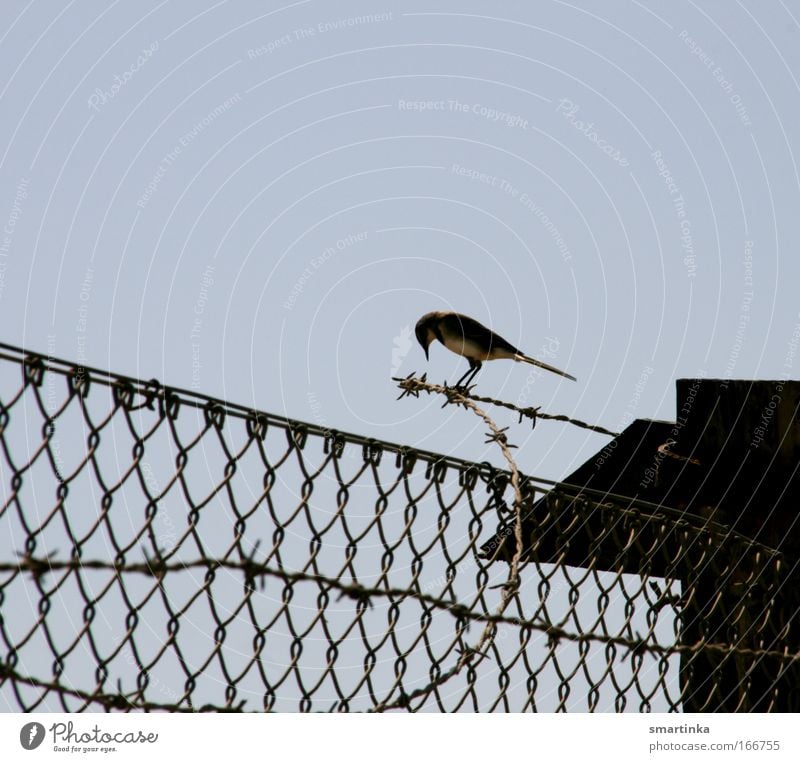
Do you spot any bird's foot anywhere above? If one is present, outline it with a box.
[443,380,477,395]
[439,383,475,409]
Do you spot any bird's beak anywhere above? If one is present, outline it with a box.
[424,345,429,360]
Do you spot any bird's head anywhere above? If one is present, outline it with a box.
[415,312,440,360]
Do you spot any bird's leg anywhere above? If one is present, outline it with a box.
[464,362,481,389]
[452,366,474,389]
[452,361,481,391]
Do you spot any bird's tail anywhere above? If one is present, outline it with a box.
[514,354,576,382]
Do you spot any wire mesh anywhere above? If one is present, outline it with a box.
[0,343,795,712]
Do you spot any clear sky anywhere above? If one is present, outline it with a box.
[2,1,799,480]
[1,0,799,712]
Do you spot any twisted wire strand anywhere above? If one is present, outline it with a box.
[374,380,526,711]
[393,373,620,437]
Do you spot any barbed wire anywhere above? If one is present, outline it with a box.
[4,550,797,666]
[374,380,527,711]
[393,372,620,436]
[0,662,246,712]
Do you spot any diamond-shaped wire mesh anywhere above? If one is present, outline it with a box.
[0,343,794,712]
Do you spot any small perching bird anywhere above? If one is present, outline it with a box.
[415,310,576,388]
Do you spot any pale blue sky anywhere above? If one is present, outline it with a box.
[2,1,799,480]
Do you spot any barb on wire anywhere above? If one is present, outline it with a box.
[393,374,619,436]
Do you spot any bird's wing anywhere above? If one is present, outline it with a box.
[442,312,522,354]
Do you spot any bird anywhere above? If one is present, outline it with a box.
[414,310,576,388]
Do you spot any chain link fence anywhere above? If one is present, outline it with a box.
[0,343,795,712]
